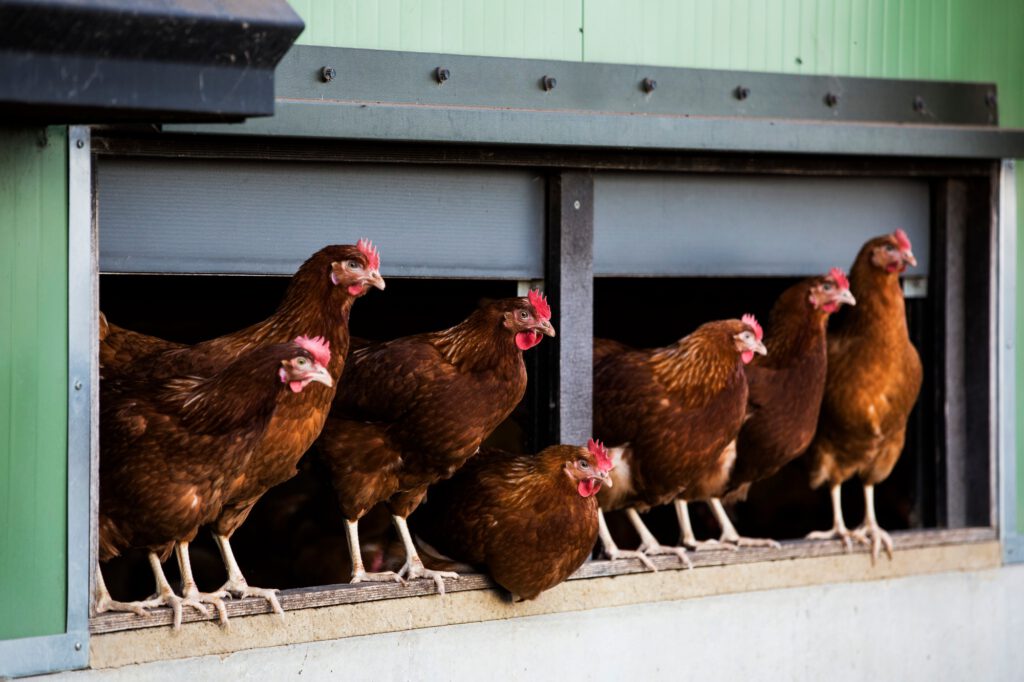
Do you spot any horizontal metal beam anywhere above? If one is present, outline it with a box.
[165,46,1024,159]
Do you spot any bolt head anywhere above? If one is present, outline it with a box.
[541,75,557,91]
[75,642,82,651]
[735,86,750,101]
[320,66,336,83]
[573,200,581,210]
[435,67,450,83]
[913,95,926,113]
[74,380,83,391]
[642,77,657,93]
[75,139,84,149]
[824,92,839,108]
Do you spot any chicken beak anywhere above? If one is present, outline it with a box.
[600,470,613,488]
[902,250,918,268]
[366,270,386,291]
[838,289,857,306]
[537,320,556,338]
[309,365,334,388]
[751,340,768,356]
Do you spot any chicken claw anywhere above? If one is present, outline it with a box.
[351,570,405,585]
[850,523,894,564]
[597,509,658,571]
[399,559,460,595]
[709,498,781,549]
[214,579,284,618]
[804,527,855,552]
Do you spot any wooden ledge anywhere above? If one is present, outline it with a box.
[88,528,999,669]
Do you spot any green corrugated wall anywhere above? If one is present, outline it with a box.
[0,127,69,640]
[292,0,1024,531]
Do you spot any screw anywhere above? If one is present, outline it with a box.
[734,86,750,101]
[913,95,926,113]
[541,75,557,91]
[320,66,336,83]
[985,90,997,109]
[435,67,450,84]
[573,200,581,210]
[641,78,657,93]
[824,92,840,108]
[75,642,82,651]
[75,139,84,149]
[74,380,82,391]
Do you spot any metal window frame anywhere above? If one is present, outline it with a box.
[0,127,93,677]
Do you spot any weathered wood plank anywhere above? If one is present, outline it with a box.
[89,527,996,634]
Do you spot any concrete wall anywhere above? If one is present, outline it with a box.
[44,564,1024,681]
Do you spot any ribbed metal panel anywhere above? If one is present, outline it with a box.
[593,174,930,277]
[0,128,68,640]
[98,158,545,278]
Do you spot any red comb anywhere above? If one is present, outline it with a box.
[588,438,613,473]
[828,267,850,291]
[356,238,381,271]
[893,228,912,252]
[528,289,552,321]
[294,335,331,368]
[741,314,763,341]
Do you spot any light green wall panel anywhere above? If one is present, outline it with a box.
[0,127,69,640]
[292,0,583,60]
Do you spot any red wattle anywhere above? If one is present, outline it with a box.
[347,284,364,295]
[289,380,304,393]
[577,479,600,497]
[515,331,541,351]
[822,302,838,313]
[741,350,754,364]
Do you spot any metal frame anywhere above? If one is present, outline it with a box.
[0,127,93,678]
[166,46,1024,159]
[999,160,1022,563]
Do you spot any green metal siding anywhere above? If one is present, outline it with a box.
[290,0,1024,530]
[0,127,69,640]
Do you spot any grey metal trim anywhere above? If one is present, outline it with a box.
[998,160,1020,563]
[162,46,1024,159]
[0,127,92,678]
[169,100,1024,160]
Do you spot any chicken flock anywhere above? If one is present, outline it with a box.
[96,230,921,627]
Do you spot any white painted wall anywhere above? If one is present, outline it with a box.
[48,565,1024,682]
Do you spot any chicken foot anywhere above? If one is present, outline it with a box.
[345,518,404,585]
[849,483,894,564]
[211,533,284,618]
[596,509,658,571]
[176,541,228,626]
[393,515,459,594]
[625,508,693,569]
[805,483,857,551]
[675,499,737,551]
[95,553,208,630]
[708,498,781,548]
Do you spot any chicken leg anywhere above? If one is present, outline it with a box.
[675,499,736,551]
[345,518,404,585]
[625,508,692,568]
[596,509,657,570]
[850,483,894,564]
[393,515,459,594]
[708,498,781,548]
[95,553,208,630]
[211,533,284,618]
[176,541,228,626]
[805,483,856,551]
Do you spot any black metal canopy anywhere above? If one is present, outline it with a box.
[0,0,304,123]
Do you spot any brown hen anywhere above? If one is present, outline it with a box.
[413,439,612,600]
[99,241,384,610]
[807,229,922,562]
[593,317,766,567]
[97,338,332,628]
[316,291,555,592]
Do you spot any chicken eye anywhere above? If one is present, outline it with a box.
[823,283,834,291]
[519,310,529,319]
[577,458,590,469]
[295,357,310,368]
[348,260,362,270]
[885,244,896,253]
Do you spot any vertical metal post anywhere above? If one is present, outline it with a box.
[998,160,1021,562]
[546,172,594,447]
